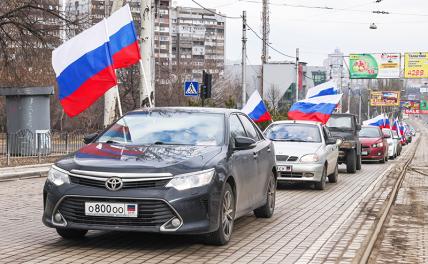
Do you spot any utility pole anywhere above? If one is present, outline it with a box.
[140,0,155,107]
[359,88,362,124]
[103,0,124,127]
[295,48,299,102]
[241,11,247,106]
[261,0,269,99]
[347,81,351,113]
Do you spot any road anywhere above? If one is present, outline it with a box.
[0,131,419,264]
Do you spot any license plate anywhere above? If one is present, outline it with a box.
[85,202,138,218]
[362,151,368,155]
[277,165,292,172]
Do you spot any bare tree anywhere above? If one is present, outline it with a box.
[266,84,281,115]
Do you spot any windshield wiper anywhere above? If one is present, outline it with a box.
[104,140,124,144]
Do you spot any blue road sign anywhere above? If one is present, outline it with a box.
[184,81,199,97]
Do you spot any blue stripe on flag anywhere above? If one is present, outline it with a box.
[289,102,337,115]
[57,42,113,100]
[248,101,268,121]
[309,88,337,98]
[109,22,138,55]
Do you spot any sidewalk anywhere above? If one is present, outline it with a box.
[0,163,52,181]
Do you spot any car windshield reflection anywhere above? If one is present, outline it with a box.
[265,124,321,143]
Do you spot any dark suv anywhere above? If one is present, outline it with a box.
[42,107,277,245]
[326,114,362,173]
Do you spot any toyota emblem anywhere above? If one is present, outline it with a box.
[105,177,123,191]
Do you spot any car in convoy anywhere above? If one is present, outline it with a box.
[42,107,277,245]
[392,130,402,157]
[359,125,389,163]
[264,120,341,190]
[382,128,398,159]
[326,114,362,173]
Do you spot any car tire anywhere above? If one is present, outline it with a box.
[328,163,339,183]
[254,174,276,218]
[56,228,87,239]
[314,166,327,190]
[346,149,357,173]
[205,183,235,246]
[356,154,362,170]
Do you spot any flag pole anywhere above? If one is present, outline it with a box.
[139,59,153,107]
[116,87,123,116]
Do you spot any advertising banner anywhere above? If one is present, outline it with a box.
[370,91,400,106]
[404,52,428,79]
[349,53,401,79]
[400,100,428,114]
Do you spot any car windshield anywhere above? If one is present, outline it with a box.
[97,111,225,146]
[326,116,353,129]
[382,129,392,137]
[392,130,399,138]
[264,123,321,143]
[359,127,381,138]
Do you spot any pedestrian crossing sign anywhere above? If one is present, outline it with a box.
[184,81,199,97]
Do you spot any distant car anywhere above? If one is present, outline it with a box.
[359,126,389,163]
[42,107,277,246]
[264,120,341,190]
[382,128,398,159]
[392,130,402,156]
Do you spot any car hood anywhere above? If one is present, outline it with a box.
[272,141,323,157]
[359,137,382,145]
[55,143,223,174]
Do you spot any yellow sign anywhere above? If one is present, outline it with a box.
[370,91,400,106]
[404,52,428,78]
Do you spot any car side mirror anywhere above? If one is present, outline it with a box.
[234,136,256,150]
[326,138,337,145]
[83,132,98,144]
[356,124,361,131]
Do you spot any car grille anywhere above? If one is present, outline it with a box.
[69,176,170,189]
[279,172,303,178]
[276,155,299,162]
[58,197,176,227]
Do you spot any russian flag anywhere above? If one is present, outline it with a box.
[305,80,338,99]
[384,115,391,129]
[363,114,385,128]
[288,94,342,124]
[52,19,117,117]
[107,4,141,69]
[391,118,399,132]
[242,90,272,123]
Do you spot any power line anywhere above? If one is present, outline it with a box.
[191,0,241,19]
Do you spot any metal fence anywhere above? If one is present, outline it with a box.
[0,130,85,165]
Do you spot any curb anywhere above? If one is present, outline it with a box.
[0,163,52,181]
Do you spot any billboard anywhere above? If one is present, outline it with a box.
[400,100,428,114]
[404,52,428,79]
[370,91,400,106]
[349,53,401,79]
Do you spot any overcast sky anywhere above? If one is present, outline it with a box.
[176,0,428,66]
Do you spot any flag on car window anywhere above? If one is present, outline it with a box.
[52,19,117,117]
[288,94,343,124]
[242,90,272,123]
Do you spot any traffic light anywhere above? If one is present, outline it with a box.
[201,70,212,99]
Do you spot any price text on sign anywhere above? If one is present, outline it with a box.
[404,52,428,79]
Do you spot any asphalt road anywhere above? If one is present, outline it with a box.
[0,136,417,264]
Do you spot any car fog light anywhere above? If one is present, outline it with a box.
[54,213,62,222]
[304,173,314,177]
[171,218,181,228]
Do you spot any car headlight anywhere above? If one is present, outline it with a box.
[372,142,383,148]
[47,166,70,186]
[166,169,215,191]
[300,154,320,163]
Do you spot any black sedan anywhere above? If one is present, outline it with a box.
[43,107,277,245]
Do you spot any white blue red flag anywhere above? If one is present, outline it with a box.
[242,90,272,123]
[288,94,342,124]
[52,19,117,117]
[107,4,141,68]
[305,80,338,99]
[363,114,385,128]
[383,114,391,129]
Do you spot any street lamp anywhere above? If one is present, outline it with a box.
[370,23,377,29]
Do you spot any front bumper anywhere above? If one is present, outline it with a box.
[42,179,222,235]
[361,147,384,160]
[276,162,324,182]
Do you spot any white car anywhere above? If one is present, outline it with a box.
[382,128,398,159]
[264,120,341,190]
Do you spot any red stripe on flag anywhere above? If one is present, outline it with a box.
[254,111,272,123]
[112,41,141,69]
[60,66,117,117]
[288,111,331,124]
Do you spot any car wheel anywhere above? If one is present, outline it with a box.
[205,183,235,246]
[56,228,87,239]
[356,154,362,170]
[346,149,357,173]
[314,166,327,190]
[328,163,339,183]
[254,174,276,218]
